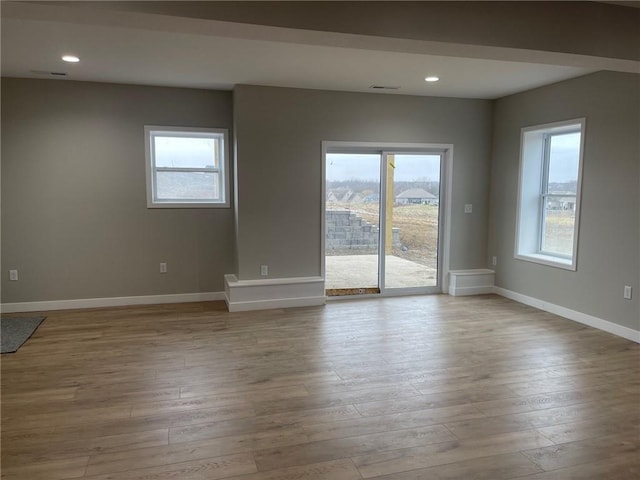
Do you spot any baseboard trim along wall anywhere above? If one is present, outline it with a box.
[224,274,326,312]
[449,269,495,296]
[1,292,225,314]
[493,286,640,343]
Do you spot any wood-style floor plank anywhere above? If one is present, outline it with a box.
[0,456,89,480]
[1,295,638,479]
[352,429,554,477]
[254,424,455,471]
[82,452,256,480]
[504,452,640,480]
[360,452,543,479]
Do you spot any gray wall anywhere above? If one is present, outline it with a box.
[1,79,234,303]
[233,85,492,280]
[488,71,640,330]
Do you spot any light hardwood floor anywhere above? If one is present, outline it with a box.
[1,294,638,479]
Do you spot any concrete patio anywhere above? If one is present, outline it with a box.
[325,254,437,290]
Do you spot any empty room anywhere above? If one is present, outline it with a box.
[1,2,638,479]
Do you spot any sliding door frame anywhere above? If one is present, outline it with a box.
[321,141,454,297]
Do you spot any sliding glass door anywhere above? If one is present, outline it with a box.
[324,147,443,296]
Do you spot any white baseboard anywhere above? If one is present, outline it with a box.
[493,286,640,343]
[451,285,495,296]
[223,295,326,312]
[225,274,326,312]
[449,269,495,296]
[1,292,225,314]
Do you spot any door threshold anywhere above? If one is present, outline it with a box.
[326,287,381,297]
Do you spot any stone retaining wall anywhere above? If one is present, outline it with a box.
[326,210,400,250]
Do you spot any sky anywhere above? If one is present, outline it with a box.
[154,136,217,168]
[548,132,581,183]
[326,153,441,182]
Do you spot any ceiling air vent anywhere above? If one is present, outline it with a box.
[369,85,400,90]
[30,70,68,77]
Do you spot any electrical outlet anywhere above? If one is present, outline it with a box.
[159,262,167,274]
[260,265,268,276]
[623,285,632,300]
[492,256,497,266]
[464,204,473,214]
[9,270,18,281]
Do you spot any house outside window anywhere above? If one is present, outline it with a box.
[515,118,586,270]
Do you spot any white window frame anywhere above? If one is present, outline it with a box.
[144,126,230,208]
[514,118,586,271]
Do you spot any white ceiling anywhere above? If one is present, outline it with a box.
[0,1,632,99]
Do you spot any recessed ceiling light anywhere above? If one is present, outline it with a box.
[62,55,80,63]
[425,76,440,82]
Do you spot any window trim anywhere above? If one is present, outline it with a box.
[514,118,586,271]
[144,125,230,208]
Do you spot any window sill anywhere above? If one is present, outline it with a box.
[147,201,230,209]
[515,252,576,271]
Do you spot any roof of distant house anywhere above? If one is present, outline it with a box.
[396,188,436,199]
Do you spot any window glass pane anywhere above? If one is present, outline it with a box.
[154,135,218,169]
[385,154,441,289]
[156,171,219,201]
[542,203,575,256]
[547,132,580,194]
[325,153,381,290]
